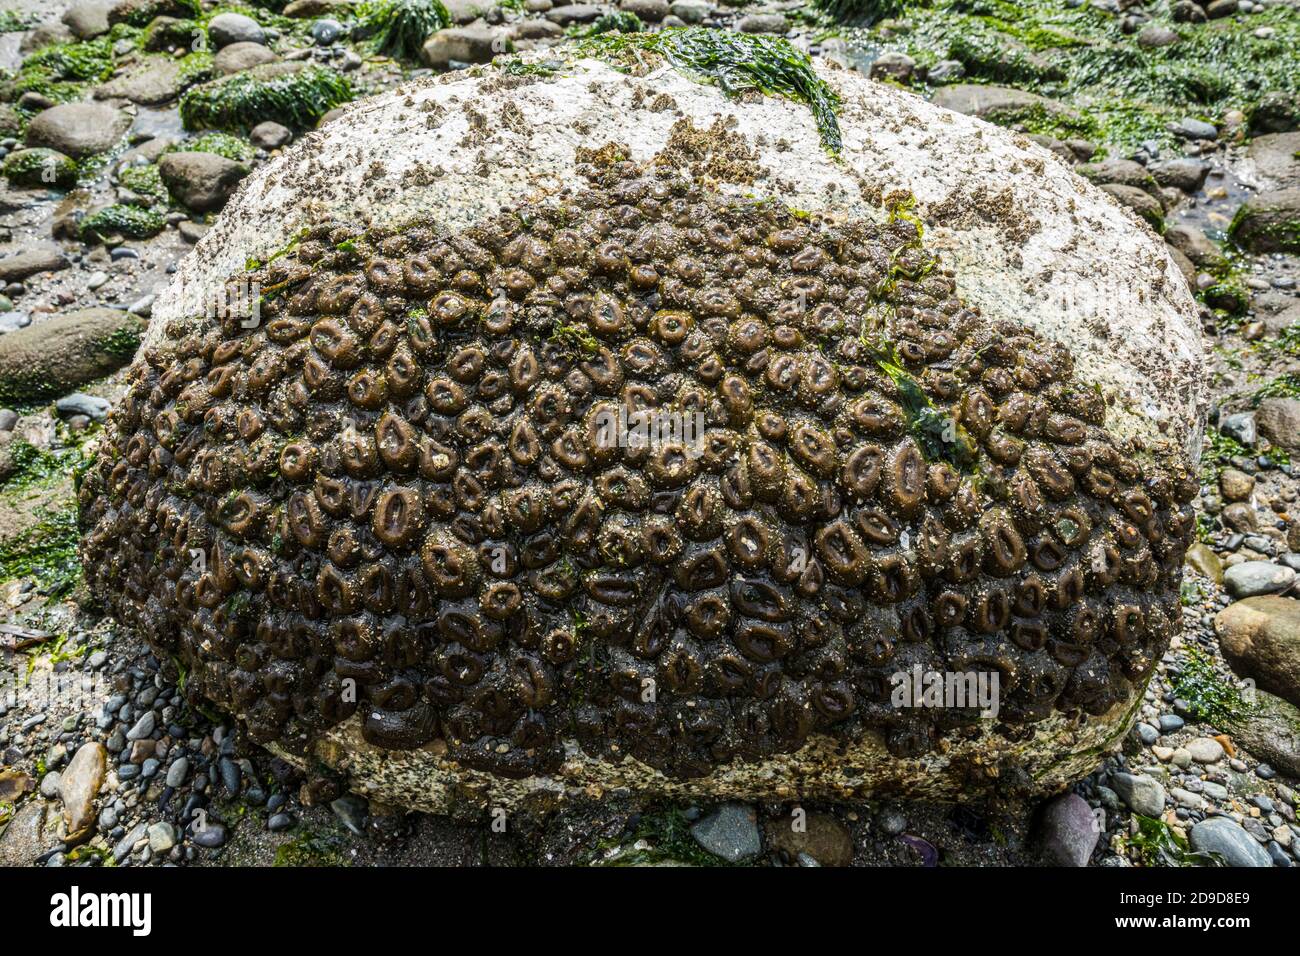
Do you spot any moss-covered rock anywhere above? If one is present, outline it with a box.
[108,0,201,28]
[79,204,167,241]
[2,147,78,189]
[0,308,144,404]
[178,62,354,133]
[1222,689,1300,779]
[1228,188,1300,254]
[140,14,198,51]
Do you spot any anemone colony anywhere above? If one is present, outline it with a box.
[79,159,1198,780]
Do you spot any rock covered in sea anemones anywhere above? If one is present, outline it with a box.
[79,38,1204,814]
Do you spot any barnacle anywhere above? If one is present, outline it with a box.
[79,159,1196,779]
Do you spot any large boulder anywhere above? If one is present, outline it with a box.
[93,59,186,106]
[1229,188,1300,254]
[0,308,144,404]
[1244,132,1300,191]
[214,41,280,75]
[158,150,249,211]
[1215,596,1300,708]
[62,0,113,39]
[24,102,131,159]
[85,49,1204,814]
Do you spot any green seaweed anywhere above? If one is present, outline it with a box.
[810,0,905,24]
[357,0,451,62]
[858,0,1300,151]
[0,507,82,599]
[116,0,202,27]
[80,204,166,241]
[273,830,351,866]
[1170,647,1251,727]
[171,130,256,164]
[595,807,739,866]
[573,11,644,37]
[0,10,36,33]
[179,64,353,132]
[117,162,169,205]
[8,35,118,106]
[581,27,842,152]
[2,148,78,190]
[3,439,92,496]
[1198,425,1247,484]
[1125,814,1224,868]
[1252,373,1300,405]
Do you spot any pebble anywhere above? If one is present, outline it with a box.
[147,821,178,853]
[126,711,156,741]
[218,756,241,795]
[311,18,344,45]
[39,771,62,798]
[1111,772,1166,817]
[192,824,227,848]
[1186,737,1225,764]
[111,823,146,863]
[267,812,295,832]
[166,756,189,787]
[1158,713,1184,733]
[1034,793,1099,866]
[1174,117,1217,140]
[1223,561,1296,598]
[689,803,762,863]
[1189,817,1272,866]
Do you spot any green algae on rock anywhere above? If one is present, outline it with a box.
[80,204,167,241]
[2,148,78,190]
[845,0,1300,151]
[179,62,353,133]
[357,0,452,61]
[0,308,144,404]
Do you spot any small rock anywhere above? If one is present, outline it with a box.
[1255,398,1300,455]
[59,742,107,841]
[1189,817,1272,866]
[24,102,131,159]
[1034,793,1099,866]
[126,710,156,741]
[736,13,789,34]
[250,121,292,150]
[1186,737,1226,764]
[690,803,762,863]
[158,151,248,213]
[208,12,266,48]
[926,60,965,84]
[1223,561,1296,599]
[1216,596,1300,708]
[147,821,178,853]
[192,823,227,848]
[765,811,853,867]
[310,18,344,45]
[869,52,915,84]
[214,41,280,75]
[1173,117,1217,141]
[1219,412,1257,447]
[1111,772,1166,817]
[55,393,110,422]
